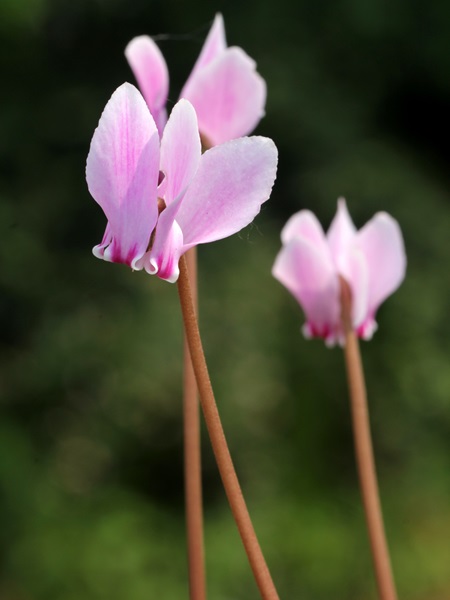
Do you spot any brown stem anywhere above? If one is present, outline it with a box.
[183,247,206,600]
[340,277,398,600]
[177,254,279,600]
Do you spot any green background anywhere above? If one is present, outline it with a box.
[1,0,449,598]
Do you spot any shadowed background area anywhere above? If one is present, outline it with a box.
[1,0,449,598]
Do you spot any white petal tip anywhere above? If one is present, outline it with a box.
[130,256,144,271]
[164,270,179,284]
[336,197,349,213]
[92,245,103,259]
[145,258,159,276]
[302,323,313,339]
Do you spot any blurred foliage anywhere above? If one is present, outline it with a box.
[1,0,449,598]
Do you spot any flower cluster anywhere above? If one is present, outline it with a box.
[84,14,408,597]
[86,15,407,336]
[86,15,276,283]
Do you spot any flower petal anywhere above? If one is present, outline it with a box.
[125,36,169,134]
[355,212,406,316]
[281,210,329,258]
[176,136,278,249]
[144,217,184,283]
[181,47,266,146]
[341,247,369,329]
[92,222,113,260]
[185,13,227,82]
[327,198,357,270]
[160,99,201,206]
[272,238,340,344]
[86,83,160,268]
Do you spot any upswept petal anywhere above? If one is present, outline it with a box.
[143,197,183,282]
[181,47,266,146]
[146,100,202,280]
[86,83,160,268]
[281,210,329,260]
[185,13,227,82]
[340,247,369,329]
[125,36,169,134]
[145,216,184,283]
[355,212,406,315]
[93,222,113,260]
[175,136,278,249]
[327,198,357,270]
[160,99,201,206]
[272,238,340,343]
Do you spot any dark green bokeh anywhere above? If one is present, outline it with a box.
[1,0,449,598]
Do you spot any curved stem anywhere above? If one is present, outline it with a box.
[183,247,206,600]
[177,254,279,600]
[340,277,398,600]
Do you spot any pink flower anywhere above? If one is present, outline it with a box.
[125,13,266,146]
[272,199,406,346]
[86,83,278,282]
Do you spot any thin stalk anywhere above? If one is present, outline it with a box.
[177,254,280,600]
[183,247,206,600]
[340,277,398,600]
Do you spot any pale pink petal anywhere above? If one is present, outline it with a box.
[144,216,184,283]
[92,222,112,260]
[281,210,329,259]
[145,100,202,281]
[142,197,182,281]
[181,47,266,146]
[125,36,169,134]
[272,238,340,344]
[86,83,160,269]
[175,136,277,249]
[340,247,369,329]
[186,13,226,81]
[160,99,201,206]
[327,198,357,270]
[355,212,406,316]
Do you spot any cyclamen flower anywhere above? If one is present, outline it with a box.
[125,13,266,146]
[272,199,406,346]
[86,83,277,283]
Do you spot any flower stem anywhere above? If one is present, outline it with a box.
[177,254,280,600]
[183,247,207,600]
[340,277,398,600]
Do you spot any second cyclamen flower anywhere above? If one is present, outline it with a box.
[273,200,406,345]
[86,83,278,282]
[125,13,266,146]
